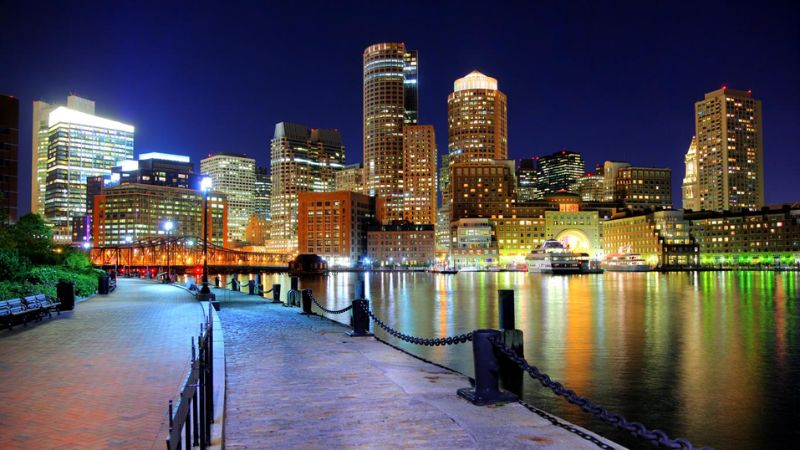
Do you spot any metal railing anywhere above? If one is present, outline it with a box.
[166,303,214,450]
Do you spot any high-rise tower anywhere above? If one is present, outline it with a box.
[363,42,418,222]
[402,125,437,225]
[200,153,256,244]
[682,136,700,210]
[694,87,763,211]
[0,95,19,223]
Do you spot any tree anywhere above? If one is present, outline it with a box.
[13,213,53,265]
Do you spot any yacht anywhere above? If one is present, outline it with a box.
[525,240,583,274]
[603,253,650,272]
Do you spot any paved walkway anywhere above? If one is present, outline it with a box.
[217,288,621,449]
[0,279,204,449]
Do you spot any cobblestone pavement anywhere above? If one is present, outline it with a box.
[0,279,204,449]
[219,289,621,449]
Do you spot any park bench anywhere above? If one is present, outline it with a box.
[24,294,61,318]
[0,294,62,330]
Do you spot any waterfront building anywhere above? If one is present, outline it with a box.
[545,210,602,257]
[694,87,763,211]
[682,136,700,211]
[575,168,605,202]
[450,159,516,221]
[435,207,451,254]
[0,95,19,222]
[297,191,375,266]
[614,166,672,210]
[534,150,585,195]
[491,217,547,262]
[450,218,498,268]
[200,153,256,244]
[517,158,542,202]
[602,210,698,267]
[44,103,134,243]
[602,161,631,201]
[335,163,364,194]
[31,95,96,216]
[686,206,800,267]
[255,166,271,219]
[402,125,437,225]
[92,184,228,247]
[270,122,345,253]
[363,42,418,222]
[367,223,435,267]
[113,152,195,189]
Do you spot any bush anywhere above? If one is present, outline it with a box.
[0,248,31,282]
[27,266,102,297]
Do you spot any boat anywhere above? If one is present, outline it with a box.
[429,261,458,274]
[289,254,329,275]
[525,240,583,274]
[577,253,604,274]
[602,253,650,272]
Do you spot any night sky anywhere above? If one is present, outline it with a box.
[2,0,798,213]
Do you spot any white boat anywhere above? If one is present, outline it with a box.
[603,253,650,272]
[525,240,583,274]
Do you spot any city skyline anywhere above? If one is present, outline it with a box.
[2,1,799,216]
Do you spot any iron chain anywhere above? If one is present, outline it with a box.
[359,302,472,346]
[308,292,353,315]
[517,400,616,450]
[490,338,708,450]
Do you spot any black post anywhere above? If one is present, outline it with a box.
[290,276,299,291]
[347,299,373,337]
[271,283,281,303]
[457,329,518,405]
[248,279,255,295]
[98,275,110,295]
[199,188,211,299]
[255,273,262,295]
[354,278,365,300]
[214,275,220,287]
[300,289,313,315]
[497,289,524,396]
[232,273,239,291]
[57,281,75,311]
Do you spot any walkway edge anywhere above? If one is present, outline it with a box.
[203,301,226,450]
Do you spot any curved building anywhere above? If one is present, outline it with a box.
[447,71,507,165]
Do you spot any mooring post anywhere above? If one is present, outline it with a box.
[290,276,299,291]
[255,273,262,295]
[214,275,220,288]
[232,273,239,291]
[248,279,255,295]
[497,289,524,396]
[347,299,373,337]
[300,289,313,315]
[355,278,366,300]
[457,329,518,405]
[271,283,282,303]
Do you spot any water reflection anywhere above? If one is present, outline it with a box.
[195,270,798,449]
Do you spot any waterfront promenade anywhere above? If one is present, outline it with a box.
[0,279,204,449]
[217,286,620,449]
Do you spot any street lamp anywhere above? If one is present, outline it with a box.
[163,220,174,282]
[125,236,133,276]
[199,177,213,300]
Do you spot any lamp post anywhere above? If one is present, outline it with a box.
[199,177,212,300]
[163,220,174,282]
[125,235,133,276]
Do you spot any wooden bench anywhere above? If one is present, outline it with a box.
[0,294,62,330]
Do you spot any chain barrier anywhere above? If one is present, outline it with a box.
[517,400,616,450]
[490,338,707,450]
[308,292,353,315]
[359,302,472,346]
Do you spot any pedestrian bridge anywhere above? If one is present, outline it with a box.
[90,236,290,273]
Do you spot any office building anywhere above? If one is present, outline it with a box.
[271,122,345,253]
[335,163,364,193]
[602,210,698,268]
[363,42,418,222]
[450,218,498,268]
[447,71,508,164]
[92,184,228,247]
[602,161,630,201]
[246,213,270,246]
[44,104,134,242]
[201,153,256,244]
[450,160,516,221]
[575,167,605,202]
[517,158,542,202]
[0,95,19,222]
[614,166,672,210]
[694,87,763,211]
[367,224,435,267]
[402,125,437,225]
[682,136,700,211]
[297,191,375,266]
[534,150,584,195]
[113,152,196,188]
[255,166,271,219]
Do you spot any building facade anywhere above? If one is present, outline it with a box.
[450,218,498,268]
[44,105,134,243]
[0,95,19,222]
[367,224,435,267]
[534,150,585,195]
[602,211,698,267]
[575,169,605,202]
[450,160,516,221]
[682,136,700,210]
[517,158,542,202]
[363,42,418,222]
[297,191,375,266]
[402,125,437,225]
[114,152,195,189]
[335,163,364,194]
[255,166,271,219]
[92,184,228,247]
[694,87,763,211]
[614,166,672,210]
[200,153,255,244]
[270,122,345,253]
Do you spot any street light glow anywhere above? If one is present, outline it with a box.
[201,177,213,192]
[163,220,174,232]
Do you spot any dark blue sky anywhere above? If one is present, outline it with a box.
[2,0,798,213]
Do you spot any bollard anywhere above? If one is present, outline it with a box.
[354,278,366,300]
[290,276,299,291]
[248,279,255,295]
[271,283,282,303]
[255,274,262,295]
[214,275,220,287]
[497,290,524,396]
[232,274,239,291]
[347,299,373,337]
[457,329,518,406]
[300,289,313,315]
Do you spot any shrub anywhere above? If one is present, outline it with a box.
[0,248,31,282]
[27,266,101,298]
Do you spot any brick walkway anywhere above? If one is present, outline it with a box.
[0,279,204,449]
[218,288,620,449]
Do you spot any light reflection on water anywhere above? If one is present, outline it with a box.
[203,270,799,450]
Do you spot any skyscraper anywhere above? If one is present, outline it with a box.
[694,87,763,211]
[682,136,700,210]
[270,122,345,253]
[517,158,542,202]
[113,152,196,189]
[200,153,256,244]
[402,125,437,225]
[534,150,585,195]
[335,163,364,193]
[44,104,134,242]
[0,95,19,222]
[447,71,508,165]
[254,166,272,219]
[363,42,417,222]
